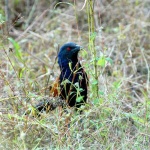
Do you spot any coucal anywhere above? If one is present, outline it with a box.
[36,42,88,112]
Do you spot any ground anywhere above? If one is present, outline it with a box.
[0,0,150,149]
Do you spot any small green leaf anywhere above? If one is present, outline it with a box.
[92,80,98,85]
[97,56,106,67]
[93,98,99,105]
[90,32,97,41]
[7,114,12,119]
[8,37,23,61]
[99,98,104,104]
[76,96,83,102]
[106,57,113,64]
[99,91,104,95]
[132,116,144,123]
[113,81,121,89]
[18,67,25,78]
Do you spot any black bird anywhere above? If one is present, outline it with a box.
[35,42,88,112]
[57,42,88,108]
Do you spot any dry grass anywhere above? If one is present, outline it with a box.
[0,0,150,149]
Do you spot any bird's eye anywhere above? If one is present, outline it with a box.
[67,47,71,51]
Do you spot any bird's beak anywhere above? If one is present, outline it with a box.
[73,45,81,53]
[76,45,81,50]
[76,45,84,51]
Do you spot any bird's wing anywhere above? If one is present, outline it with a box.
[50,77,60,97]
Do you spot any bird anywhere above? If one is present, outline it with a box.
[36,42,88,112]
[56,42,88,108]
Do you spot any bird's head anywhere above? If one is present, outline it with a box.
[58,42,81,65]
